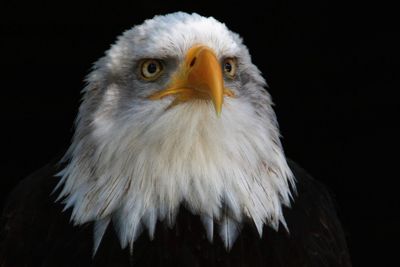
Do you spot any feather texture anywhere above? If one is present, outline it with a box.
[201,215,214,242]
[0,159,352,266]
[93,217,111,256]
[219,217,242,250]
[55,12,295,251]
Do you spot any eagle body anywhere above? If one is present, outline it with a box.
[1,160,350,267]
[1,12,351,266]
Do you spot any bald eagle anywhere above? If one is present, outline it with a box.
[0,12,351,266]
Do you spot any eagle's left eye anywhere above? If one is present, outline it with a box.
[223,58,237,78]
[140,59,163,80]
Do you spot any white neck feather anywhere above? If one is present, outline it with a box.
[57,97,295,253]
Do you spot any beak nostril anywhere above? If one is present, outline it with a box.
[189,57,197,67]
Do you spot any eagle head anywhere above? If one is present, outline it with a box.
[56,12,295,253]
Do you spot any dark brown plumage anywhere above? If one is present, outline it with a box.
[0,159,351,267]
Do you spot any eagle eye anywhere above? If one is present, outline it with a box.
[140,59,163,80]
[223,58,237,78]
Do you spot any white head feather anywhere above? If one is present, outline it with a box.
[56,12,295,253]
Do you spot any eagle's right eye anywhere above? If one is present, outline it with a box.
[140,59,163,80]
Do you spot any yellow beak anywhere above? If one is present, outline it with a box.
[148,45,234,116]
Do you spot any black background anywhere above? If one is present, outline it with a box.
[0,1,398,266]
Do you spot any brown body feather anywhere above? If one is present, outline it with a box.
[0,159,351,267]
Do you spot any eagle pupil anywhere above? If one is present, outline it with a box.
[224,62,232,73]
[147,62,158,74]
